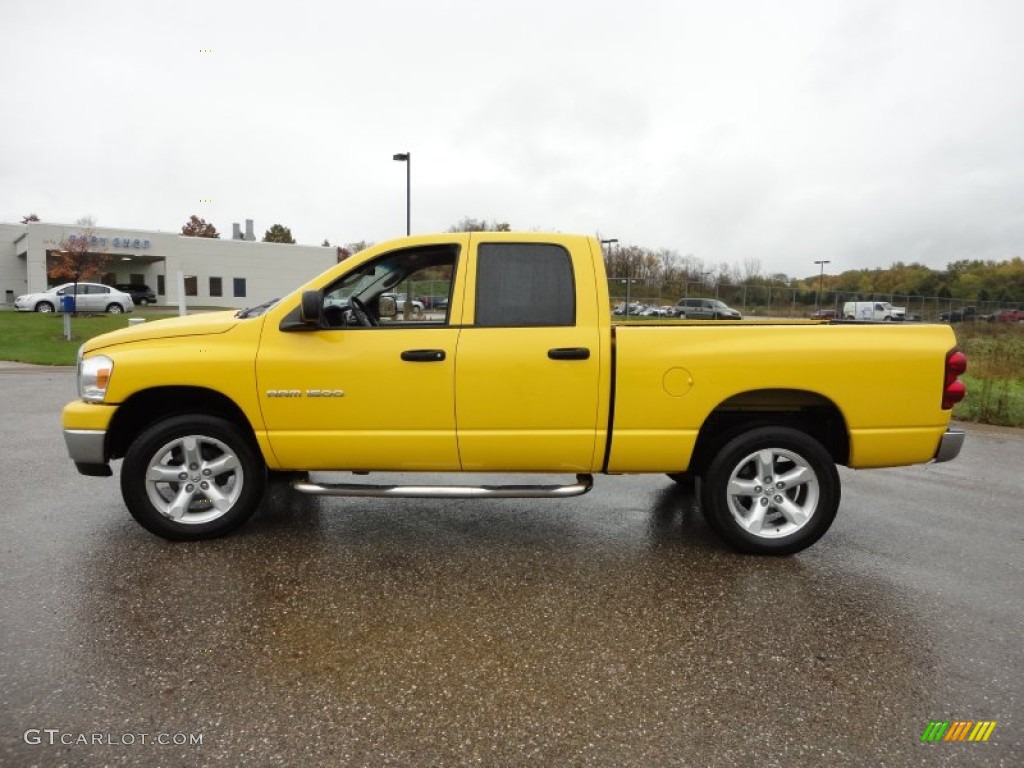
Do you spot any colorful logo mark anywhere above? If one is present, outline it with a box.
[921,721,997,742]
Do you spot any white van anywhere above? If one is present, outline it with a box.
[842,301,905,321]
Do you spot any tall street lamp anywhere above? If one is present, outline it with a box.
[393,152,410,236]
[601,238,621,314]
[814,259,831,311]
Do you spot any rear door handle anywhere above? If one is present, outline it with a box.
[401,349,446,362]
[548,347,591,360]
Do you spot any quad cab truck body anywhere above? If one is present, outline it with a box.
[62,233,967,554]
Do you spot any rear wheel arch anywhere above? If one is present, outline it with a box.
[686,389,850,477]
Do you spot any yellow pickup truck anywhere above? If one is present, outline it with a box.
[62,232,967,554]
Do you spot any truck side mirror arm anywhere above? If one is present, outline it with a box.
[279,290,324,331]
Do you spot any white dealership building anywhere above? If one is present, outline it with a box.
[0,220,338,309]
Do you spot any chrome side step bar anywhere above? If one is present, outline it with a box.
[292,474,594,499]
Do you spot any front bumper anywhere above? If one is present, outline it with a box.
[63,429,112,476]
[933,428,965,463]
[63,400,116,476]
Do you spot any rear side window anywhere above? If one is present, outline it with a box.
[474,243,575,326]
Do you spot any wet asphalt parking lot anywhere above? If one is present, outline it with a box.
[1,363,1021,767]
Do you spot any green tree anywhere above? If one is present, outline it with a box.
[263,224,296,244]
[181,215,220,238]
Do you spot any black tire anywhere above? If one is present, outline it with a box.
[106,303,124,314]
[698,426,840,555]
[36,301,54,313]
[137,298,149,305]
[121,415,266,540]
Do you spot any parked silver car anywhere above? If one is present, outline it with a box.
[14,282,135,314]
[674,297,742,319]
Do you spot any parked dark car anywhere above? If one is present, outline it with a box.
[939,306,977,323]
[115,283,157,305]
[809,309,837,320]
[422,295,449,311]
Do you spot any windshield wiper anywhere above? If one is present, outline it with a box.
[235,298,279,319]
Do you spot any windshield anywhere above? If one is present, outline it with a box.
[323,254,415,306]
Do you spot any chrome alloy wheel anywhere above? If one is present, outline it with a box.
[724,447,820,539]
[144,434,244,524]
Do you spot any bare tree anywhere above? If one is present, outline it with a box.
[448,217,511,232]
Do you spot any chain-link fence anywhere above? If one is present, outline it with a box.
[608,278,1024,321]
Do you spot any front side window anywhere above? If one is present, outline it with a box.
[474,243,574,327]
[321,244,459,329]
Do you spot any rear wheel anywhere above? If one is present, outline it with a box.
[121,415,266,540]
[699,426,840,555]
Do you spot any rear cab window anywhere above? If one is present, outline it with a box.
[473,243,575,327]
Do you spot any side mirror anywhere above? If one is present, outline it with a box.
[378,295,397,318]
[300,290,322,325]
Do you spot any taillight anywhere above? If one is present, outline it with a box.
[942,350,967,409]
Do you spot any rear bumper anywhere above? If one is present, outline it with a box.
[933,428,965,463]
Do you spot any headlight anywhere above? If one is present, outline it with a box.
[79,354,114,402]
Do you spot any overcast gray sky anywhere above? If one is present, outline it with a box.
[2,0,1022,278]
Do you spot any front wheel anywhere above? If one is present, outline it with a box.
[121,415,266,540]
[106,303,124,314]
[699,426,840,555]
[36,301,54,313]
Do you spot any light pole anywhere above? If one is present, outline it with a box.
[814,260,830,311]
[392,152,410,236]
[601,239,621,314]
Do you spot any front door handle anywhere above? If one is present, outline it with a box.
[401,349,446,362]
[548,347,591,360]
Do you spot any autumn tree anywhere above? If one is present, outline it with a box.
[181,215,220,238]
[263,224,296,244]
[47,217,111,310]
